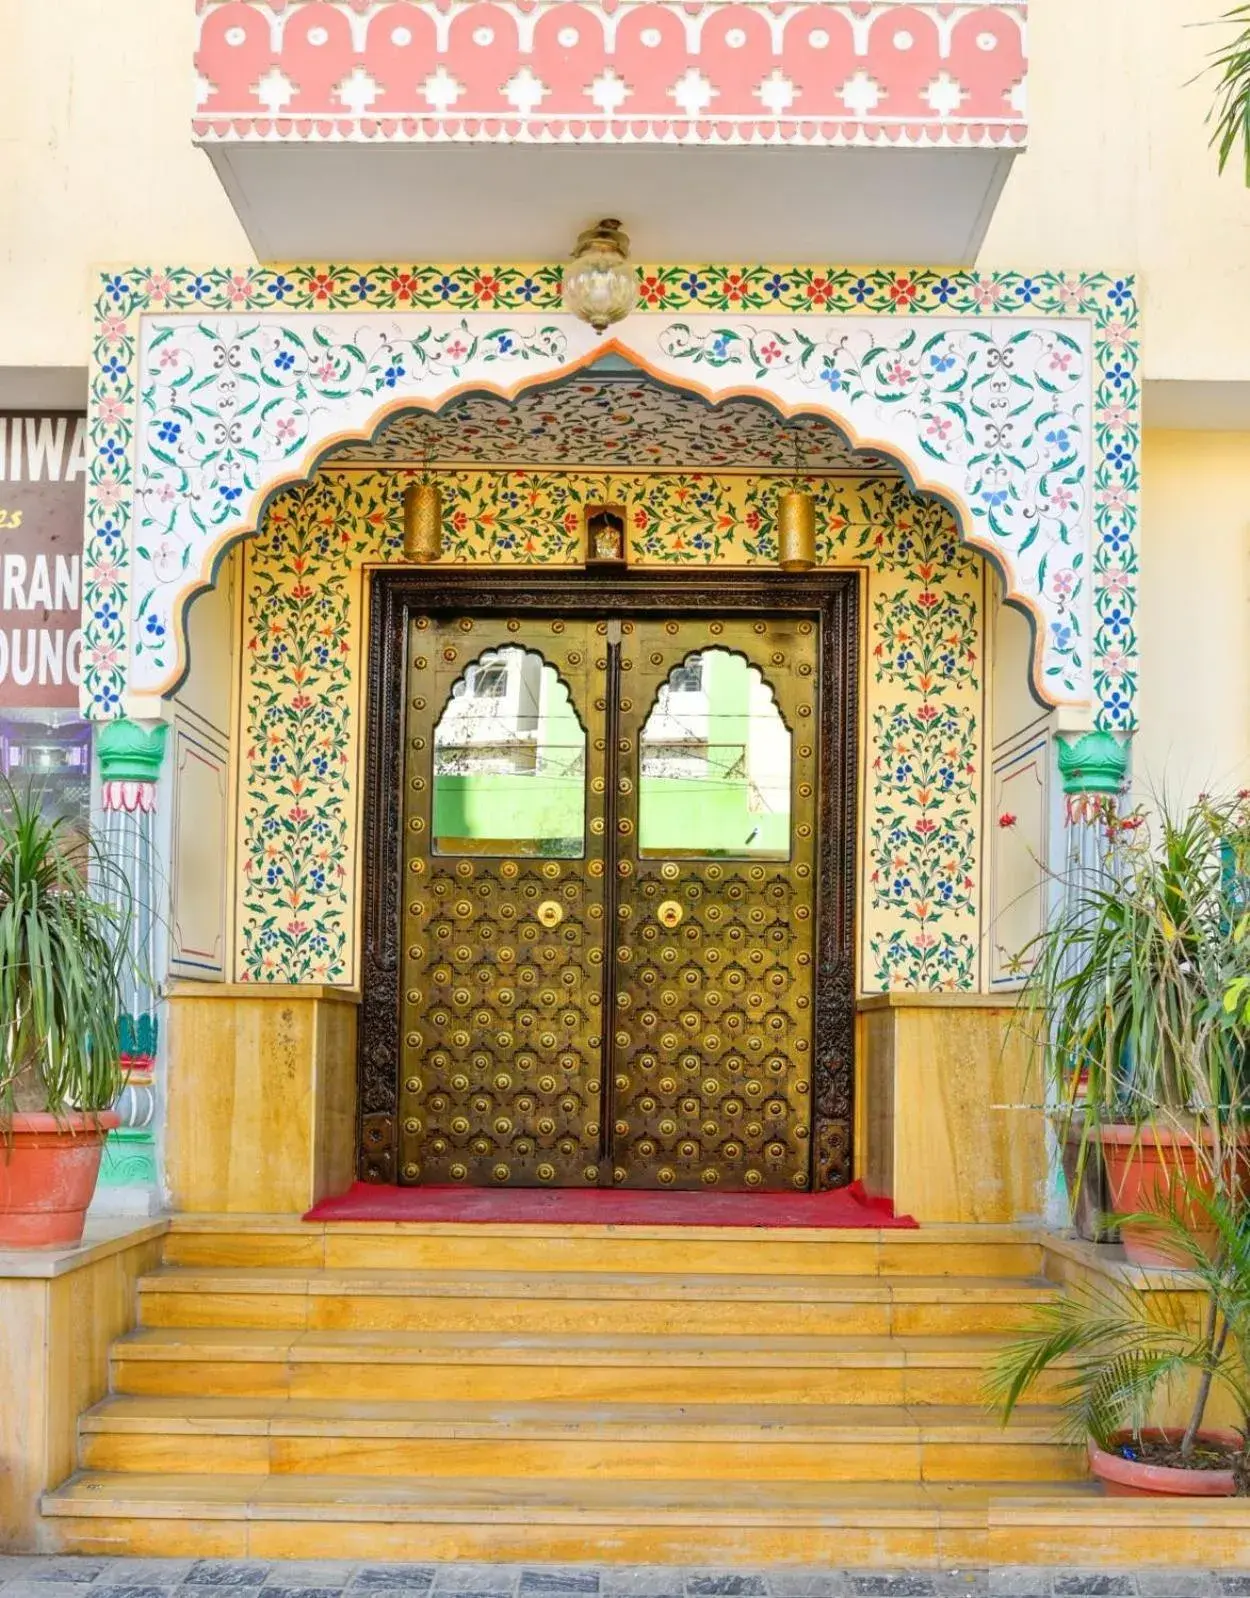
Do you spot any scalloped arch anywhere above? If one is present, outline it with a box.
[640,645,796,739]
[123,310,1095,720]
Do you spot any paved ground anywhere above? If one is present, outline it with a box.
[0,1564,1246,1598]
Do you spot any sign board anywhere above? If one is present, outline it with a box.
[0,414,88,708]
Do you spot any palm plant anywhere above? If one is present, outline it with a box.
[987,1187,1250,1492]
[1207,4,1250,182]
[1018,793,1250,1200]
[0,784,131,1119]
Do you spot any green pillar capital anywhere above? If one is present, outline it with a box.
[1056,729,1129,797]
[96,718,169,785]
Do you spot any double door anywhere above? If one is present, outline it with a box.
[397,611,820,1190]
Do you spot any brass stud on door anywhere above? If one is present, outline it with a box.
[536,900,564,928]
[657,900,683,928]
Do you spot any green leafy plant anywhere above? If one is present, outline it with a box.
[0,784,132,1119]
[987,1187,1250,1492]
[1206,4,1250,182]
[1016,793,1250,1195]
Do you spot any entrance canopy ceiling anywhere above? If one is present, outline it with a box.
[323,370,896,474]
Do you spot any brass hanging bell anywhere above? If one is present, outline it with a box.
[777,488,816,571]
[403,479,443,563]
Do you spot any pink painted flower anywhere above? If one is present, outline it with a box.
[156,482,177,504]
[886,361,911,388]
[758,340,782,365]
[97,396,127,424]
[1103,319,1131,352]
[1099,566,1131,599]
[926,416,952,442]
[101,314,128,346]
[914,931,936,950]
[94,477,124,510]
[227,272,256,305]
[1048,348,1074,373]
[1050,567,1076,598]
[275,416,298,442]
[142,273,173,303]
[88,642,121,669]
[1049,485,1075,512]
[91,561,121,588]
[157,346,182,369]
[446,338,468,361]
[314,358,338,383]
[1099,402,1130,429]
[1098,483,1129,512]
[972,277,1003,308]
[1057,275,1082,309]
[1101,645,1128,681]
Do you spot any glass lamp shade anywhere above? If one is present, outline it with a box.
[562,218,639,333]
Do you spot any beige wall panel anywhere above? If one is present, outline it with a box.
[987,735,1050,990]
[0,1279,47,1549]
[165,987,359,1213]
[177,548,238,733]
[1135,431,1250,806]
[169,719,231,980]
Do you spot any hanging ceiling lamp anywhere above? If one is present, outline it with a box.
[777,429,816,571]
[562,218,639,333]
[402,436,443,563]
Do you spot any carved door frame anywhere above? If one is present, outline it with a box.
[357,570,860,1190]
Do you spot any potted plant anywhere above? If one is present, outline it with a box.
[1018,793,1250,1266]
[0,785,132,1248]
[987,1187,1250,1496]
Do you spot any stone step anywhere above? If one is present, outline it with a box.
[137,1269,1057,1337]
[161,1217,1045,1278]
[42,1473,1131,1565]
[111,1326,1066,1407]
[77,1395,1081,1485]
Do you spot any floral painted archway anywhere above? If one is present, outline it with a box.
[86,265,1139,728]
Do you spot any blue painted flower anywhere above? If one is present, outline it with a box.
[383,362,405,388]
[265,864,285,887]
[93,601,119,628]
[92,683,121,712]
[516,277,542,302]
[929,353,956,374]
[1104,521,1130,552]
[1107,279,1131,307]
[144,613,166,639]
[1015,277,1040,304]
[1050,622,1073,651]
[1045,427,1072,453]
[710,335,731,360]
[1102,689,1131,720]
[496,335,514,355]
[1103,606,1131,637]
[1106,442,1131,470]
[932,278,958,304]
[349,274,372,300]
[187,275,213,301]
[100,437,123,464]
[155,419,182,445]
[219,485,243,502]
[762,273,790,300]
[432,274,459,300]
[849,278,872,304]
[982,488,1009,508]
[680,273,707,298]
[821,364,842,393]
[269,275,294,301]
[101,356,126,382]
[97,518,122,545]
[1107,362,1130,390]
[103,274,127,304]
[273,349,296,372]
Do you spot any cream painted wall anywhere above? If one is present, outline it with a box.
[1134,430,1250,804]
[1,0,1250,384]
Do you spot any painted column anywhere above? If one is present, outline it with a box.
[1057,729,1132,867]
[94,718,168,1210]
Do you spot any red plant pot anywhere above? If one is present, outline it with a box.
[1089,1430,1239,1496]
[0,1111,120,1248]
[1096,1123,1248,1268]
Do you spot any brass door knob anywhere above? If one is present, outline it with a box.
[536,900,565,928]
[657,900,683,928]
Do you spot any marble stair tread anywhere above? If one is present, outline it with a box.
[42,1471,1096,1525]
[139,1267,1056,1302]
[113,1326,1032,1365]
[82,1393,1065,1440]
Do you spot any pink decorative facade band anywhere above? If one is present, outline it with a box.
[194,1,1028,147]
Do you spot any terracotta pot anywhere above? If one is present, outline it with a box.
[1061,1128,1119,1244]
[0,1111,119,1248]
[1096,1122,1247,1268]
[1089,1429,1240,1496]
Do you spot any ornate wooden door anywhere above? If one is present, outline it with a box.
[396,609,821,1191]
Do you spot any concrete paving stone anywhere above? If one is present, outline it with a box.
[686,1578,769,1598]
[0,1586,104,1598]
[20,1567,109,1586]
[185,1572,273,1592]
[430,1572,517,1596]
[1054,1581,1136,1598]
[91,1585,181,1598]
[850,1581,936,1598]
[1134,1577,1215,1598]
[263,1569,356,1591]
[348,1571,434,1594]
[986,1571,1052,1598]
[766,1570,853,1597]
[519,1575,600,1596]
[1215,1582,1250,1597]
[599,1572,686,1597]
[88,1565,195,1588]
[258,1586,344,1598]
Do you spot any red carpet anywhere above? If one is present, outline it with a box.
[305,1180,916,1228]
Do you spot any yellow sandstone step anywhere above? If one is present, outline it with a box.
[162,1217,1046,1279]
[136,1268,1057,1336]
[42,1472,1132,1565]
[77,1395,1082,1484]
[111,1326,1066,1407]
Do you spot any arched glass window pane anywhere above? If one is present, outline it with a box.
[639,650,791,860]
[432,646,586,857]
